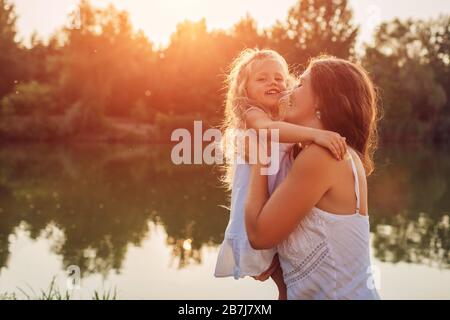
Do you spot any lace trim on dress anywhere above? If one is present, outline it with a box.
[283,240,330,287]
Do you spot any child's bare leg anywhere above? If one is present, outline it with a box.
[252,254,287,300]
[270,264,287,300]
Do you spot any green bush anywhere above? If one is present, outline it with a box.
[434,117,450,144]
[1,81,56,116]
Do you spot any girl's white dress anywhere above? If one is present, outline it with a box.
[214,141,294,279]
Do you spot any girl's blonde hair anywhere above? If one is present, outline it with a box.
[221,48,297,190]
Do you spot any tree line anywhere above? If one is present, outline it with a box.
[0,0,448,143]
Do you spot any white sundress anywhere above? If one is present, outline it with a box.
[214,138,294,279]
[273,149,381,300]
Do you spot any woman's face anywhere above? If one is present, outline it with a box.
[283,70,318,126]
[246,59,287,109]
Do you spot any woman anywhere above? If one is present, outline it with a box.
[245,56,380,300]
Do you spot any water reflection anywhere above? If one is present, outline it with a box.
[0,143,448,278]
[0,143,229,275]
[369,145,450,268]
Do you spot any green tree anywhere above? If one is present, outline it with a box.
[1,81,56,116]
[54,0,157,130]
[363,17,449,142]
[231,14,267,49]
[159,19,229,119]
[269,0,358,66]
[0,0,22,97]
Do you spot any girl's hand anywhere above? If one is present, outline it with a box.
[313,130,347,160]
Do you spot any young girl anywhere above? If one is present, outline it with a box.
[214,49,346,299]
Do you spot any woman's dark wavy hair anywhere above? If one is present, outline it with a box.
[307,55,380,175]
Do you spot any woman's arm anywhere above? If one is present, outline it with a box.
[245,144,336,249]
[245,109,346,160]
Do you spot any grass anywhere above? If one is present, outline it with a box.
[1,277,118,300]
[92,288,118,300]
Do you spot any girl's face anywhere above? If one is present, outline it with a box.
[246,59,287,109]
[284,70,319,126]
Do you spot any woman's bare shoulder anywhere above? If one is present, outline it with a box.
[295,144,338,166]
[289,144,339,178]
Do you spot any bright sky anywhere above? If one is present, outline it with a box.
[11,0,450,48]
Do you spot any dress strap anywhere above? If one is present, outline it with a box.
[242,105,267,116]
[348,151,361,214]
[241,105,268,131]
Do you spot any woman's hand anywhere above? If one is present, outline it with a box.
[312,130,347,160]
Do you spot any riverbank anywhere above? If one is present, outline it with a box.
[0,115,163,143]
[0,114,224,143]
[1,115,449,145]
